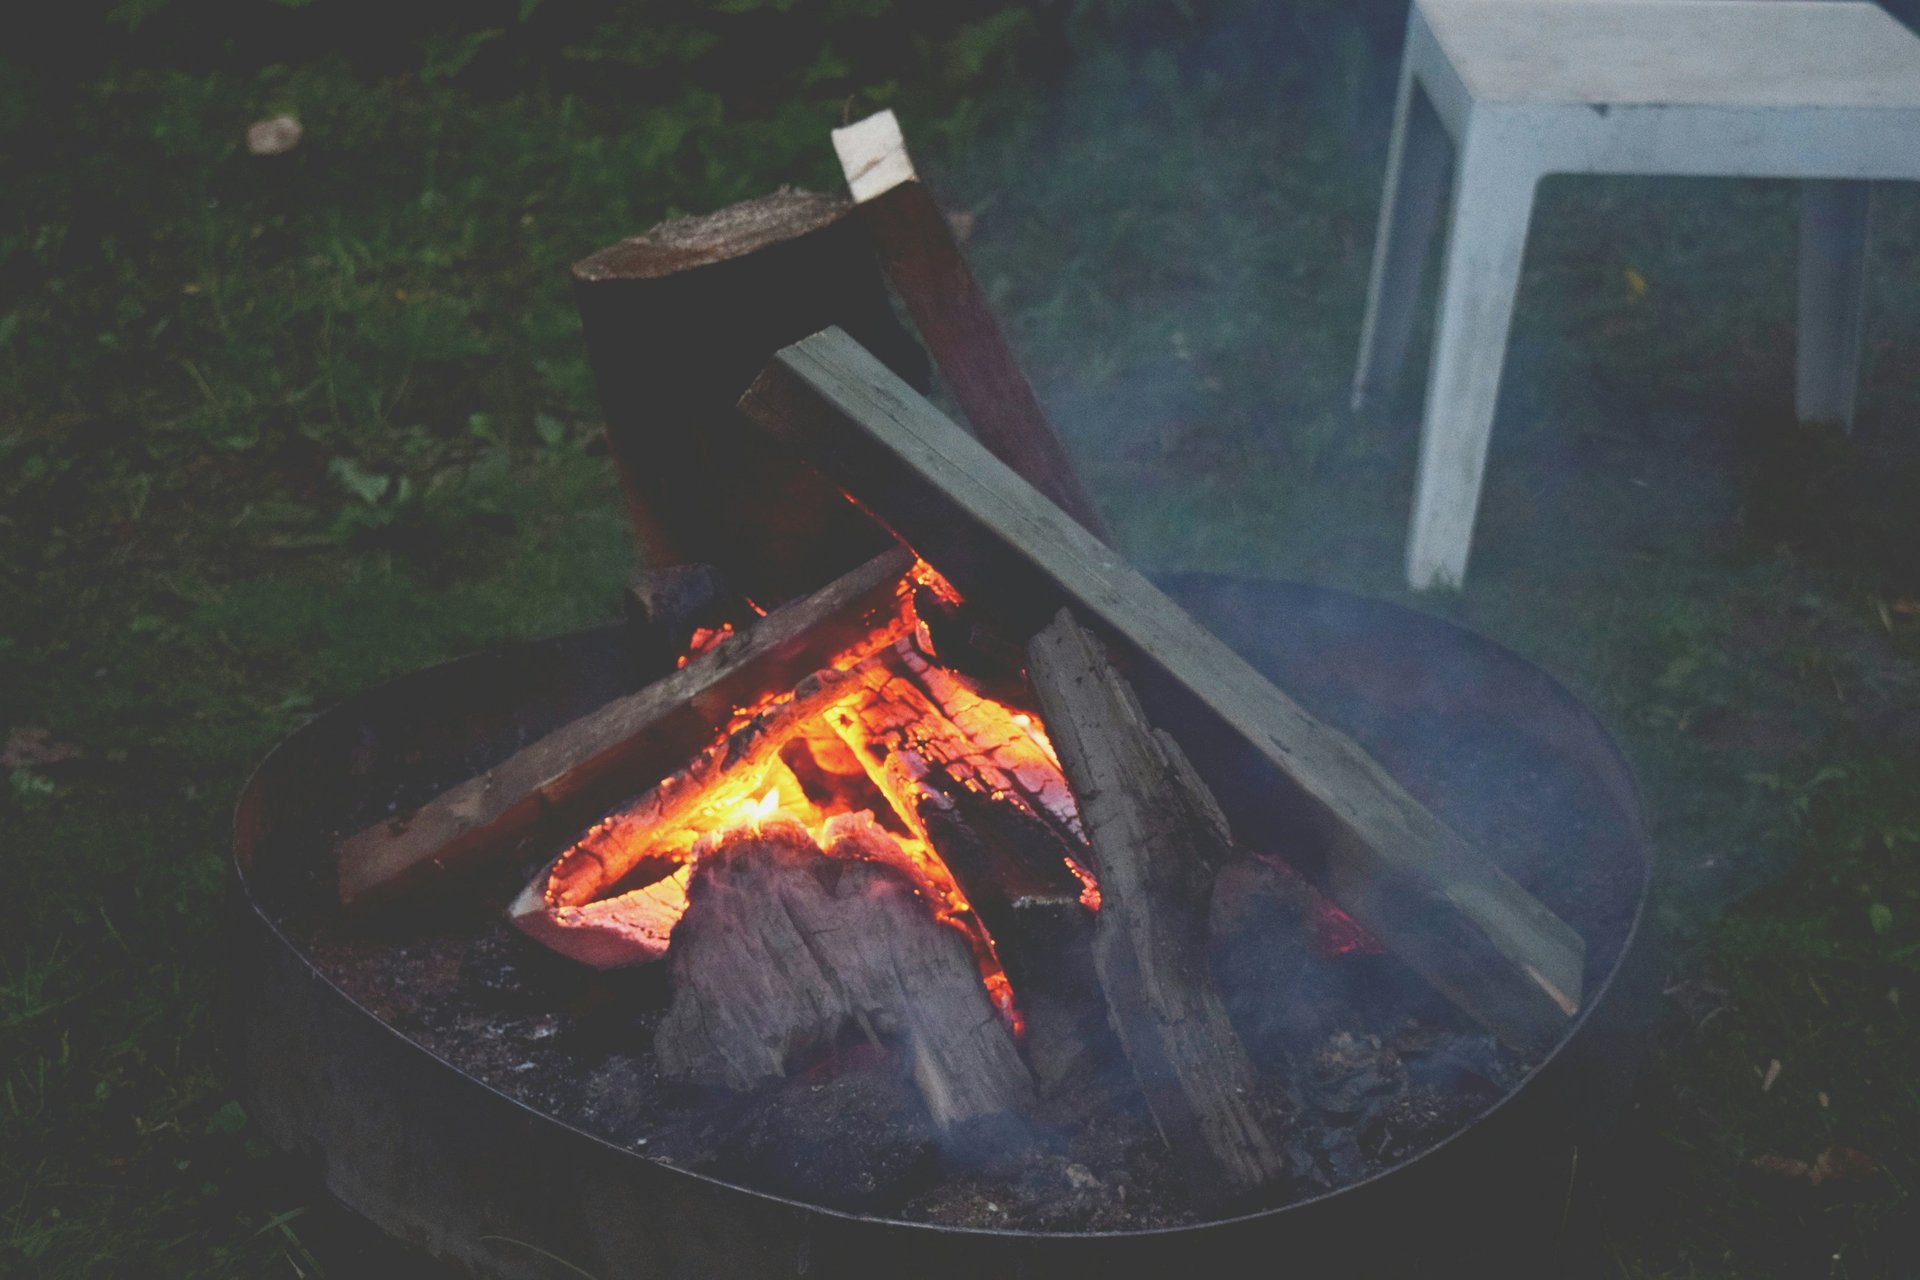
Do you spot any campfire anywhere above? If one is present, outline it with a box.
[507,557,1090,997]
[317,112,1600,1228]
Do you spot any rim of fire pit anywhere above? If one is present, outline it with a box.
[229,573,1658,1276]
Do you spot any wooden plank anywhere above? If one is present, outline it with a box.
[1028,610,1286,1206]
[335,547,915,905]
[737,327,1585,1051]
[832,111,1111,541]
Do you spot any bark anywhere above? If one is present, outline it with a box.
[1028,610,1287,1206]
[574,189,929,605]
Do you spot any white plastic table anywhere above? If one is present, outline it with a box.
[1352,0,1920,589]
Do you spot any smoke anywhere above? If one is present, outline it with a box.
[925,0,1918,610]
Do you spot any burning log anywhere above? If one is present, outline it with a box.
[832,110,1111,541]
[737,327,1586,1052]
[506,658,889,967]
[573,189,928,605]
[1027,610,1286,1207]
[335,547,915,905]
[654,816,1036,1137]
[820,645,1086,919]
[506,625,1086,975]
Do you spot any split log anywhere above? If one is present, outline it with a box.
[832,111,1111,541]
[1027,609,1286,1206]
[820,640,1086,918]
[336,546,914,905]
[737,327,1585,1052]
[506,659,888,968]
[654,817,1035,1136]
[574,189,928,605]
[504,630,1079,970]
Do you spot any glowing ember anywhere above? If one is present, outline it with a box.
[1311,900,1384,957]
[515,561,1093,1035]
[675,623,735,668]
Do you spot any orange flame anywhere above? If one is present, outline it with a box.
[533,562,1096,1036]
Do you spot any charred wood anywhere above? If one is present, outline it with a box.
[1027,610,1286,1207]
[832,111,1110,541]
[336,547,913,906]
[653,818,1035,1136]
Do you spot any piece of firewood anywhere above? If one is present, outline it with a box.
[573,189,929,606]
[832,111,1111,541]
[820,641,1086,913]
[1027,609,1286,1206]
[737,327,1585,1052]
[335,547,914,905]
[506,657,886,968]
[654,817,1035,1135]
[505,629,1081,970]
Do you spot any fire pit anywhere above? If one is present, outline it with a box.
[230,175,1657,1276]
[231,567,1654,1277]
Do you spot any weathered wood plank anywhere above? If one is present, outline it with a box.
[737,327,1584,1051]
[335,547,914,905]
[1028,610,1286,1205]
[832,111,1111,540]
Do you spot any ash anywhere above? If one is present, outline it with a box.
[290,847,1532,1231]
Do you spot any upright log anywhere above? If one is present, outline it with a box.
[1028,610,1285,1206]
[737,327,1585,1052]
[832,111,1111,540]
[574,189,927,605]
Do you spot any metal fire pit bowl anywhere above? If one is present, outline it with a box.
[230,574,1658,1278]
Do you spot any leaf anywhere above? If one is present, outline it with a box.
[945,10,1034,85]
[205,1100,249,1135]
[421,29,503,83]
[1869,903,1893,935]
[1656,652,1700,691]
[535,413,568,450]
[803,44,852,88]
[106,0,170,32]
[2,728,81,769]
[328,457,392,506]
[10,769,57,800]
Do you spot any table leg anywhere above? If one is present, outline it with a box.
[1406,143,1538,591]
[1796,179,1872,432]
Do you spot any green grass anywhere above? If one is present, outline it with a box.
[4,2,1918,1273]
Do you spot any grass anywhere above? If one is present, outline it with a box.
[4,1,1918,1274]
